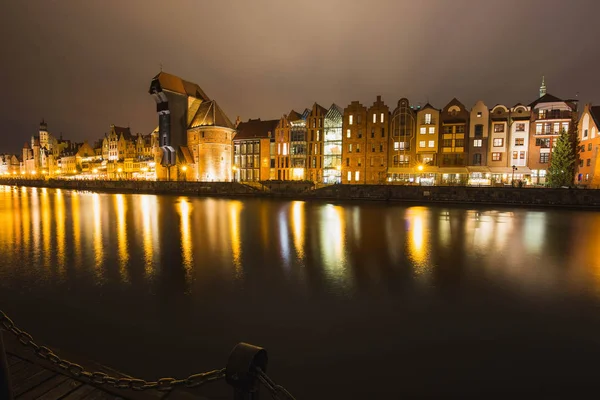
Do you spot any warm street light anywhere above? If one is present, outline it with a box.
[417,165,424,171]
[117,168,122,173]
[92,168,98,174]
[181,165,188,172]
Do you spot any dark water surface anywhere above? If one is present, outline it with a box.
[1,185,600,399]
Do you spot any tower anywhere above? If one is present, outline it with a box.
[540,76,547,98]
[39,119,48,149]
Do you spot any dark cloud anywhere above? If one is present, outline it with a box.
[2,0,599,152]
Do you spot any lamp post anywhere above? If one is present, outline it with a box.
[417,164,424,185]
[181,165,187,182]
[512,164,517,186]
[232,165,237,182]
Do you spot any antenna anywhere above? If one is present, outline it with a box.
[159,62,163,72]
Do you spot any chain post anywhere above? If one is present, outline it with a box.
[1,330,13,400]
[225,343,268,400]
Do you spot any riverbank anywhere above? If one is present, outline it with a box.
[2,178,600,209]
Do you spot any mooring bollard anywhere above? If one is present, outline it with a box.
[226,342,268,400]
[0,330,13,400]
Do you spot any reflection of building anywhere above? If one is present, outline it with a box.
[233,118,278,182]
[323,104,343,184]
[528,80,578,185]
[342,101,367,183]
[389,98,417,183]
[149,71,235,181]
[439,98,469,183]
[577,104,600,187]
[289,109,310,180]
[306,103,328,183]
[366,96,389,184]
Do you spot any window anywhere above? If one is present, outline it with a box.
[316,130,320,141]
[580,159,584,167]
[515,138,524,146]
[370,157,374,167]
[372,113,376,123]
[493,138,504,147]
[428,140,435,148]
[357,115,362,124]
[381,128,385,138]
[442,139,452,147]
[349,115,353,125]
[380,113,384,123]
[429,127,435,134]
[536,123,543,134]
[456,125,465,133]
[536,138,550,148]
[356,144,361,153]
[371,144,375,152]
[580,145,585,153]
[512,151,518,160]
[474,125,483,137]
[586,173,590,181]
[473,153,482,165]
[346,158,349,166]
[516,123,525,132]
[494,124,505,133]
[587,159,591,166]
[355,171,360,181]
[473,139,482,147]
[371,129,375,138]
[562,122,569,133]
[420,127,426,134]
[443,126,452,134]
[346,129,351,138]
[348,144,352,153]
[540,153,549,163]
[399,142,406,150]
[589,143,592,151]
[380,144,384,152]
[394,142,399,150]
[347,171,351,181]
[357,158,362,167]
[455,139,465,147]
[358,129,362,138]
[492,152,502,161]
[477,112,482,118]
[519,151,525,160]
[420,141,426,148]
[425,114,432,124]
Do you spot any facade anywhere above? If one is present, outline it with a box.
[488,105,511,184]
[274,114,291,180]
[467,101,489,185]
[322,104,343,184]
[0,154,20,176]
[388,98,417,183]
[365,96,389,184]
[528,93,577,185]
[411,104,438,185]
[22,121,58,176]
[233,118,278,182]
[306,103,328,183]
[341,101,368,184]
[289,109,310,180]
[439,99,469,183]
[508,104,531,182]
[577,104,600,187]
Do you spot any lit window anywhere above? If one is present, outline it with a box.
[428,140,435,148]
[492,152,502,161]
[283,143,288,155]
[348,144,352,153]
[399,142,406,150]
[346,129,351,138]
[420,127,426,134]
[380,113,384,123]
[477,112,482,118]
[562,122,569,133]
[347,171,351,181]
[513,151,518,160]
[473,139,482,147]
[520,151,525,159]
[536,123,542,134]
[493,138,504,147]
[429,127,435,134]
[277,143,281,155]
[540,153,549,163]
[515,138,524,146]
[425,114,431,124]
[373,113,376,123]
[349,115,353,125]
[394,142,399,150]
[419,141,426,148]
[355,171,360,181]
[494,124,505,133]
[356,144,361,153]
[516,123,525,132]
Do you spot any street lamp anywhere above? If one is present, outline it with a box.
[232,165,237,182]
[512,165,517,186]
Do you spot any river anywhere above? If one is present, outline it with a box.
[1,185,600,398]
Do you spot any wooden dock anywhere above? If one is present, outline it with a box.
[3,334,214,400]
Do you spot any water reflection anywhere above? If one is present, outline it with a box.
[291,201,305,259]
[177,197,193,275]
[71,191,82,267]
[55,189,66,271]
[92,193,104,273]
[229,200,242,275]
[115,194,129,282]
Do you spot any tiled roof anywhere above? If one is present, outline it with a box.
[590,106,600,130]
[150,71,210,101]
[287,110,302,121]
[234,119,279,141]
[189,100,235,129]
[23,142,30,149]
[528,93,564,108]
[113,126,133,141]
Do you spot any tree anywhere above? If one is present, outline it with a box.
[547,114,579,188]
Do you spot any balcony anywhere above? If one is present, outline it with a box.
[420,117,437,125]
[534,110,572,121]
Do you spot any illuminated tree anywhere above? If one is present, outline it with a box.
[547,115,579,188]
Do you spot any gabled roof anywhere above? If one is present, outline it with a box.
[421,102,437,110]
[287,110,302,122]
[590,106,600,130]
[234,119,279,141]
[311,103,328,116]
[23,142,30,149]
[528,93,564,108]
[150,71,210,101]
[113,126,133,141]
[443,97,466,111]
[325,103,343,118]
[189,100,235,129]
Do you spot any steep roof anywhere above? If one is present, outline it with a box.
[287,110,302,121]
[234,119,279,141]
[113,126,133,140]
[528,93,564,108]
[189,100,235,129]
[590,106,600,130]
[150,71,210,101]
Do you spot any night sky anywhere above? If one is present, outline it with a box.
[3,0,600,153]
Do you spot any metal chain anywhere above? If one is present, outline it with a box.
[0,310,225,391]
[255,367,297,400]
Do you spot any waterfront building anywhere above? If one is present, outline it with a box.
[388,98,417,183]
[306,103,328,183]
[576,104,600,187]
[322,104,343,184]
[149,71,235,181]
[342,101,368,184]
[22,120,58,176]
[289,109,310,180]
[508,104,532,183]
[233,118,278,182]
[439,99,469,184]
[365,96,389,184]
[488,104,511,184]
[527,88,578,185]
[411,103,438,185]
[0,154,20,176]
[467,101,490,185]
[274,114,291,180]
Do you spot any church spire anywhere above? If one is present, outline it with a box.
[540,76,547,98]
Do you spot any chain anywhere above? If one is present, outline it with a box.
[255,367,297,400]
[0,310,225,391]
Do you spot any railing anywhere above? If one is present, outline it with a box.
[0,310,295,400]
